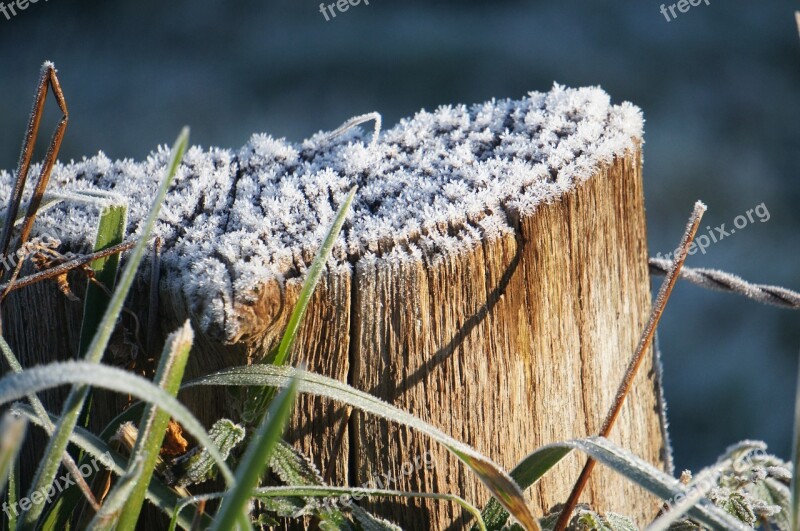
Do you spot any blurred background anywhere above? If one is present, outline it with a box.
[0,0,797,473]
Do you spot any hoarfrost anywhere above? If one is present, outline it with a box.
[0,84,642,340]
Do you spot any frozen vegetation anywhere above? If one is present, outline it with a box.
[0,85,642,341]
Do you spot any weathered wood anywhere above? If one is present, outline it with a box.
[1,86,668,529]
[349,150,665,528]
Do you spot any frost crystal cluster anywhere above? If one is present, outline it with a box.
[0,84,643,340]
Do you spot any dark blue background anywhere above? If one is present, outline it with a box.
[0,0,798,473]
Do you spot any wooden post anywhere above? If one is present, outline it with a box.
[3,86,668,529]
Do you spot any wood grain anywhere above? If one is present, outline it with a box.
[347,149,666,528]
[4,146,667,530]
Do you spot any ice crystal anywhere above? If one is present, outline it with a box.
[0,84,642,340]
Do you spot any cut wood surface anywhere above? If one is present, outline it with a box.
[1,85,668,529]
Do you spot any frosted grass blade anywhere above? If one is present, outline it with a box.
[20,127,189,528]
[11,403,202,530]
[0,361,233,486]
[87,458,144,531]
[171,486,485,531]
[116,322,193,530]
[186,364,540,530]
[474,437,750,531]
[0,337,100,515]
[0,413,26,496]
[211,377,298,531]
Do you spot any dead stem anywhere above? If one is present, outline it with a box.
[0,62,104,513]
[554,201,707,531]
[0,240,136,295]
[190,499,207,531]
[0,63,68,282]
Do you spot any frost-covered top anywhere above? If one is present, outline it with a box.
[0,84,642,340]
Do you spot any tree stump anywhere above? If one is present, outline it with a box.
[2,85,669,529]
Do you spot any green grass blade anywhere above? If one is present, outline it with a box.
[6,459,19,529]
[0,337,100,521]
[0,361,234,487]
[185,364,539,531]
[87,458,144,531]
[474,446,571,530]
[11,403,203,530]
[115,322,193,530]
[39,488,74,531]
[39,403,146,531]
[645,486,710,531]
[473,437,751,531]
[0,413,27,496]
[272,186,355,367]
[171,486,486,531]
[76,194,128,451]
[211,377,298,531]
[19,127,189,529]
[238,512,254,531]
[83,128,187,364]
[78,199,128,355]
[791,348,800,531]
[247,186,356,425]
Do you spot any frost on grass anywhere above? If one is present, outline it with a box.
[0,84,642,341]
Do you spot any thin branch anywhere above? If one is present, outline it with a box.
[0,339,100,513]
[0,63,101,513]
[17,65,69,250]
[1,65,68,300]
[0,240,136,295]
[554,201,707,531]
[1,63,52,261]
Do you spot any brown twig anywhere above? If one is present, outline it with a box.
[2,242,30,302]
[16,67,68,252]
[190,499,207,531]
[0,240,136,295]
[0,64,59,258]
[0,63,68,286]
[554,201,707,530]
[0,62,102,512]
